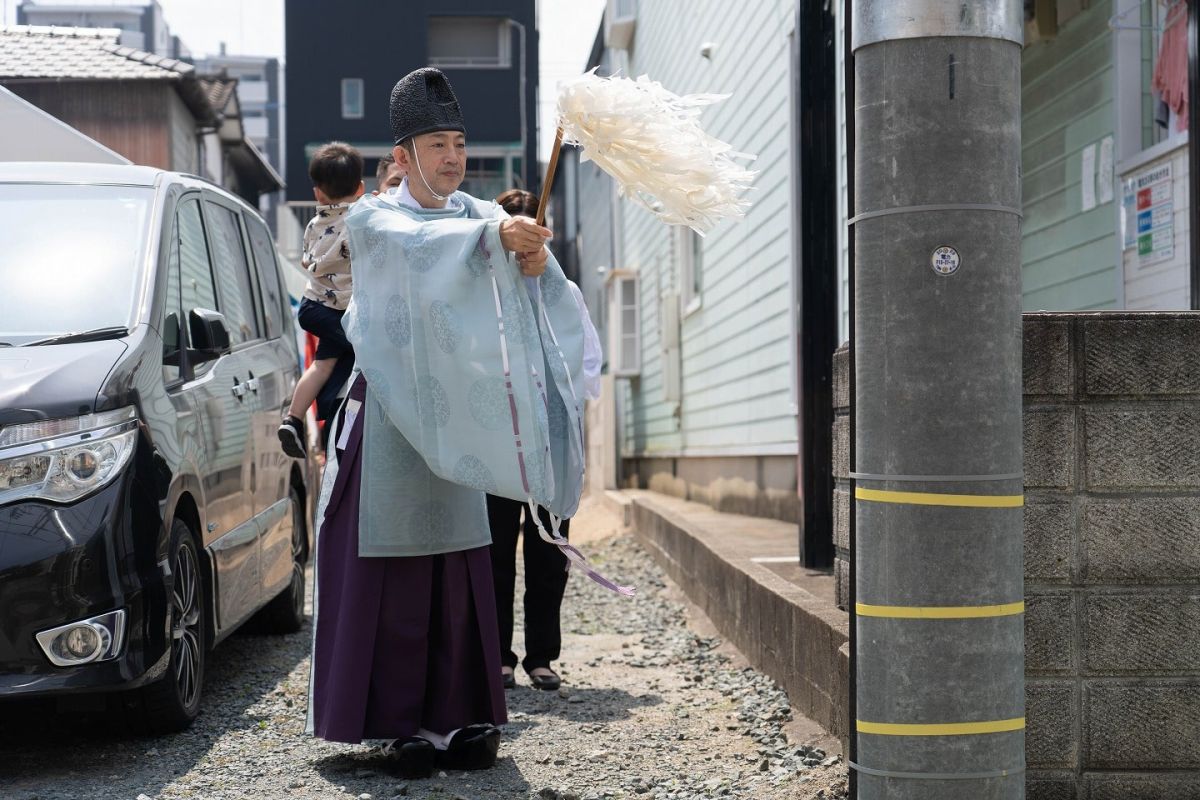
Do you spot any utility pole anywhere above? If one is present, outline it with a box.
[850,2,1025,798]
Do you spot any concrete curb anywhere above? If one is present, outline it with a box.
[600,489,633,527]
[623,490,850,740]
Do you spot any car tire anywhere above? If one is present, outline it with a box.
[253,486,307,634]
[125,518,205,734]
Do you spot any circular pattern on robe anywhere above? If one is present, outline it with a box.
[343,295,370,341]
[452,455,497,493]
[467,377,509,431]
[408,501,451,548]
[547,394,569,441]
[535,393,549,436]
[359,226,389,268]
[467,242,492,278]
[429,301,462,354]
[413,375,450,428]
[389,430,424,478]
[540,270,567,307]
[384,294,411,348]
[521,447,549,501]
[360,367,391,404]
[405,230,441,273]
[502,289,539,345]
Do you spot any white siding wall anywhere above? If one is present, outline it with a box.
[834,0,850,345]
[577,154,616,348]
[1121,140,1192,308]
[620,0,797,457]
[1021,3,1120,310]
[168,89,198,174]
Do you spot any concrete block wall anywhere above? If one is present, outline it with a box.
[832,346,851,610]
[833,312,1200,798]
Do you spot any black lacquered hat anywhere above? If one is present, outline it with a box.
[389,67,466,145]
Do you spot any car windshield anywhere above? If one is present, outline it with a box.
[0,183,153,346]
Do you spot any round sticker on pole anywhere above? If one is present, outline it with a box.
[931,246,960,276]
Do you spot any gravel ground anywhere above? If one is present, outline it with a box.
[0,497,848,800]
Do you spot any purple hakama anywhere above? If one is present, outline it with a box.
[309,377,507,743]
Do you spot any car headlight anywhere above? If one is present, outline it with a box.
[0,406,138,505]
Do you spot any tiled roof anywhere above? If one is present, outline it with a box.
[198,75,237,113]
[0,25,195,81]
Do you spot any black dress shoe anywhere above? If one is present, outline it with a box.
[502,670,517,690]
[527,669,561,692]
[382,736,436,779]
[435,724,501,771]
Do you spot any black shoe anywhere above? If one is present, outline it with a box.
[526,668,561,692]
[435,724,501,771]
[502,669,516,690]
[277,415,306,458]
[382,736,436,779]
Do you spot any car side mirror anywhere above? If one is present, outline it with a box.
[162,311,182,367]
[189,308,231,362]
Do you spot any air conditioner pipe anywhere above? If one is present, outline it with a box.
[850,2,1025,797]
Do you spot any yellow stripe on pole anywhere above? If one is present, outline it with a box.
[856,602,1025,619]
[857,718,1026,736]
[855,487,1024,508]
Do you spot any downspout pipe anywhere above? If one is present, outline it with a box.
[1188,0,1199,309]
[850,2,1025,798]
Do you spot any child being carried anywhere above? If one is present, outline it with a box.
[278,141,363,458]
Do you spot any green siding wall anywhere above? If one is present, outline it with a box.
[1022,0,1119,311]
[620,0,797,457]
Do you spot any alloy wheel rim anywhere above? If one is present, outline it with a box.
[171,541,202,709]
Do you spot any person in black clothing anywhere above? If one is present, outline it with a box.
[486,499,572,691]
[487,188,601,691]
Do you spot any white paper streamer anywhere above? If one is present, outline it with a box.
[556,71,757,234]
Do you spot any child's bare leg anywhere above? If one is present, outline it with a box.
[288,357,337,420]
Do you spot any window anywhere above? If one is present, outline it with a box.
[428,17,511,68]
[605,0,637,50]
[0,184,149,345]
[609,272,640,377]
[244,213,284,339]
[204,200,260,346]
[161,215,184,384]
[675,226,702,315]
[460,156,508,204]
[660,289,681,403]
[177,197,218,327]
[341,78,364,119]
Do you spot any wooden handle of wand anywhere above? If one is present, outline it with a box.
[536,127,564,227]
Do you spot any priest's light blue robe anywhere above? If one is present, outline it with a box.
[306,186,589,742]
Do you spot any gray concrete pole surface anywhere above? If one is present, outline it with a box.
[850,2,1025,798]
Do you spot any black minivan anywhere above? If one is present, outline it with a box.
[0,163,315,732]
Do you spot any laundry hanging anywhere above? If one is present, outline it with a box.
[1152,0,1189,131]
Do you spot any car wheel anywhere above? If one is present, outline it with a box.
[126,518,205,733]
[254,486,307,634]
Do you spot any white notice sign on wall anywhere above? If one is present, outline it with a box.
[1098,136,1114,204]
[1081,144,1097,212]
[1133,162,1174,267]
